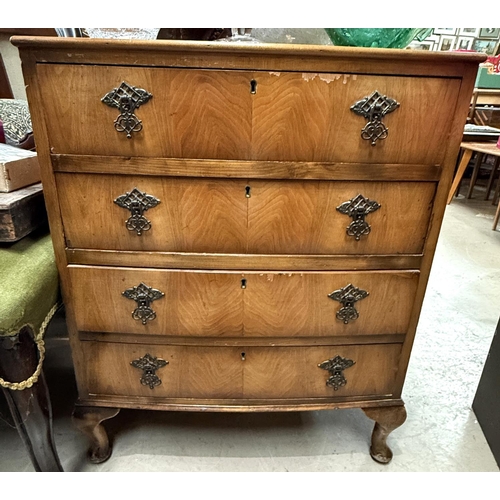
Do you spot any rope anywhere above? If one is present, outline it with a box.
[0,303,59,391]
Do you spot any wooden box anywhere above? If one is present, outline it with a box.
[0,182,47,242]
[0,143,40,193]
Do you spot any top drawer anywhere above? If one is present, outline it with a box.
[38,64,461,164]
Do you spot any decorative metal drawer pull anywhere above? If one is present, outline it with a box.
[318,355,355,391]
[328,283,369,324]
[337,193,381,241]
[114,188,160,236]
[351,90,399,146]
[131,353,168,390]
[102,81,153,138]
[122,282,164,325]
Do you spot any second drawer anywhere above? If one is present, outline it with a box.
[56,174,436,255]
[69,266,419,337]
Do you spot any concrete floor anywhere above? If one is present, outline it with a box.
[1,182,500,472]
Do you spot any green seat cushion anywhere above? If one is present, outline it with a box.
[0,230,59,337]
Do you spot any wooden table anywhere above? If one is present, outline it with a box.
[447,141,500,230]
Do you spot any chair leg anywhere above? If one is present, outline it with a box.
[493,170,500,206]
[485,157,500,201]
[467,152,484,199]
[447,149,473,204]
[493,200,500,231]
[0,328,63,472]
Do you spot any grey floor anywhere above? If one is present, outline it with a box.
[1,181,500,472]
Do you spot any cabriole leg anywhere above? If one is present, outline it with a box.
[362,404,407,464]
[72,405,120,464]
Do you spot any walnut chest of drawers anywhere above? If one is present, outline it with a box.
[13,37,483,465]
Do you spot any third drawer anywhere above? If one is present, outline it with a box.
[69,266,419,337]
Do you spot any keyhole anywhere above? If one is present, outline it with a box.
[241,352,246,361]
[250,79,257,94]
[241,278,247,289]
[245,185,251,198]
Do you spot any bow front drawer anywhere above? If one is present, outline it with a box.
[69,266,418,337]
[38,64,460,164]
[56,174,436,255]
[81,341,402,400]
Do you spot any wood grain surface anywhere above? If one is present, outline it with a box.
[56,173,436,255]
[56,174,248,254]
[68,266,419,337]
[66,249,423,272]
[37,65,253,159]
[246,180,435,255]
[52,155,443,181]
[251,72,461,164]
[81,341,401,399]
[11,36,487,77]
[38,64,459,164]
[79,395,403,412]
[13,39,482,423]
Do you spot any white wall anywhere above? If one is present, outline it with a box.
[0,34,28,100]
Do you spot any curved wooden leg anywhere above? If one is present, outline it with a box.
[362,404,407,464]
[0,328,63,472]
[72,405,120,464]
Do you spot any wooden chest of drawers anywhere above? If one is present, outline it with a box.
[13,37,483,465]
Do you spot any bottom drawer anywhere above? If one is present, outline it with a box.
[82,342,402,400]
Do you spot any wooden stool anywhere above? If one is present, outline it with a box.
[447,142,500,230]
[0,230,63,471]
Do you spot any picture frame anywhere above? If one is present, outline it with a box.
[458,28,480,37]
[434,28,456,35]
[456,37,474,50]
[438,35,456,51]
[427,35,440,43]
[480,28,500,39]
[409,40,435,51]
[472,38,499,55]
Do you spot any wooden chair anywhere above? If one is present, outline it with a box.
[494,194,500,231]
[448,142,500,205]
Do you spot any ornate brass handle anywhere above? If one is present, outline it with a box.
[122,282,164,325]
[131,353,168,389]
[351,90,399,146]
[114,188,160,236]
[318,355,355,391]
[102,81,153,138]
[328,283,369,324]
[336,194,381,241]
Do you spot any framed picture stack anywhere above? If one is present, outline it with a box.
[410,28,500,55]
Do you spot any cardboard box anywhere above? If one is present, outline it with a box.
[0,143,40,192]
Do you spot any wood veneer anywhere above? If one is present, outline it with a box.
[13,36,484,465]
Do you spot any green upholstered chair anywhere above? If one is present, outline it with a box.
[0,229,63,471]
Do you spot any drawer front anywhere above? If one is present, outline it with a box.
[39,64,460,163]
[82,342,401,399]
[57,174,435,255]
[69,266,419,337]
